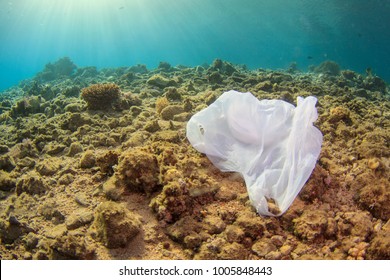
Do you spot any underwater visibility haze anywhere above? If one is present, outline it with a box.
[1,0,390,90]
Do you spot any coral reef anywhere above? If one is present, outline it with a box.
[0,58,388,260]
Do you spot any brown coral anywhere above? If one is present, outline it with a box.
[81,83,121,110]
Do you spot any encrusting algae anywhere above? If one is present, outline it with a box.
[0,57,389,260]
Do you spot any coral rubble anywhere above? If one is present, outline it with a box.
[0,58,388,260]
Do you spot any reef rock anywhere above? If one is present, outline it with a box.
[90,201,142,249]
[116,147,160,194]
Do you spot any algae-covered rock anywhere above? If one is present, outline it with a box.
[0,170,16,191]
[64,102,84,113]
[158,61,172,72]
[119,91,142,110]
[363,75,387,93]
[38,199,65,223]
[102,176,123,201]
[173,112,191,122]
[0,154,16,172]
[336,211,373,239]
[233,211,266,240]
[68,142,83,156]
[10,96,45,117]
[293,210,328,241]
[357,180,390,220]
[150,180,189,223]
[66,209,94,230]
[208,71,223,84]
[155,96,169,114]
[42,142,66,155]
[151,130,181,143]
[23,232,39,250]
[0,217,29,244]
[194,237,227,260]
[144,119,161,133]
[147,74,174,88]
[166,216,201,244]
[79,150,96,169]
[202,215,226,235]
[96,150,119,175]
[36,157,62,176]
[164,87,182,101]
[329,106,351,124]
[9,139,39,159]
[160,105,184,120]
[116,147,159,194]
[218,242,248,260]
[209,59,237,76]
[58,173,74,185]
[49,233,95,259]
[15,171,48,196]
[90,201,141,249]
[367,226,390,259]
[223,225,245,243]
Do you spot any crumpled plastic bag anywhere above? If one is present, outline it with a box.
[186,90,323,216]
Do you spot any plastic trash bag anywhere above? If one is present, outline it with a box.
[186,90,323,216]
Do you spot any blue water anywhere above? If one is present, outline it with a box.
[0,0,389,91]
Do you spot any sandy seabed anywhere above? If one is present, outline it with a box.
[0,59,388,260]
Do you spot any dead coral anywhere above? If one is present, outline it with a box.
[150,180,189,223]
[96,150,119,175]
[15,171,48,196]
[90,201,142,249]
[119,91,142,110]
[79,150,96,169]
[49,233,95,259]
[328,106,351,124]
[293,210,329,241]
[367,224,390,259]
[160,105,184,121]
[357,180,390,220]
[116,147,160,194]
[10,96,45,117]
[155,96,169,114]
[147,74,175,88]
[0,170,16,191]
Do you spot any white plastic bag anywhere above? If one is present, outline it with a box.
[186,90,323,216]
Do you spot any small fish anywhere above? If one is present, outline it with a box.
[307,56,313,60]
[119,6,124,10]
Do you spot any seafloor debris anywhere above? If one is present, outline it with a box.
[0,58,388,259]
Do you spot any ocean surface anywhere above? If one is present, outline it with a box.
[0,0,390,91]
